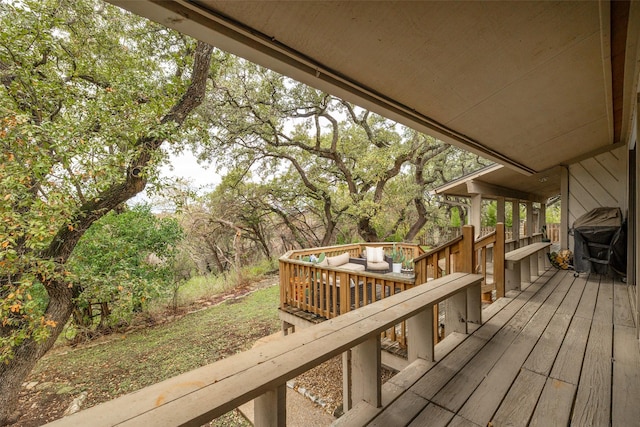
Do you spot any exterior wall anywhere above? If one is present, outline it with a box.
[567,146,627,248]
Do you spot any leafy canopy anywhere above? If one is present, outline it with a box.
[0,0,205,362]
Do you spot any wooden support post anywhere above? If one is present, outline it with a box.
[254,384,286,427]
[342,350,352,412]
[497,197,506,224]
[543,246,551,269]
[505,261,521,292]
[279,259,287,310]
[407,306,434,362]
[560,166,569,250]
[530,251,539,278]
[520,257,531,285]
[536,250,546,275]
[512,200,520,248]
[495,223,506,298]
[461,225,475,273]
[471,194,482,238]
[467,281,482,326]
[446,291,468,334]
[339,273,349,315]
[352,336,381,408]
[526,201,534,241]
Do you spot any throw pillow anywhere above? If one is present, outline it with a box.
[366,246,384,263]
[327,252,350,266]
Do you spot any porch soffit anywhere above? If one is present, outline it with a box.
[108,1,632,178]
[431,165,562,204]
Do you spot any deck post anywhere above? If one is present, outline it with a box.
[466,281,482,326]
[254,384,286,427]
[495,223,506,298]
[505,260,521,292]
[279,258,288,309]
[512,200,521,249]
[339,272,349,314]
[351,335,381,408]
[407,305,435,362]
[520,256,531,285]
[530,250,539,278]
[342,350,352,411]
[461,225,475,273]
[446,291,468,334]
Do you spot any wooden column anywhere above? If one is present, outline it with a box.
[407,306,434,362]
[560,166,569,250]
[526,201,534,241]
[342,350,352,411]
[254,385,286,427]
[512,200,520,248]
[494,223,506,298]
[339,272,348,315]
[539,203,547,235]
[497,197,506,224]
[636,103,640,336]
[466,280,482,326]
[352,336,381,408]
[505,260,521,292]
[471,194,482,238]
[446,291,468,334]
[461,225,475,273]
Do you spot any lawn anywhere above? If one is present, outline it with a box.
[16,283,281,427]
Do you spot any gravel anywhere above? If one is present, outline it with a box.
[292,355,395,416]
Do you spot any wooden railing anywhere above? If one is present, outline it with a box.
[280,225,507,345]
[279,243,424,348]
[47,273,483,427]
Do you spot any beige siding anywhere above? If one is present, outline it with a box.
[568,146,626,229]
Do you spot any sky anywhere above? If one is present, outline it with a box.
[159,150,219,190]
[130,149,220,209]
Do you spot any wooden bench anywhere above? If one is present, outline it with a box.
[46,273,482,427]
[505,242,552,291]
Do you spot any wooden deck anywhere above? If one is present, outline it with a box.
[336,269,640,426]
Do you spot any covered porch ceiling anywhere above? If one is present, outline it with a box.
[431,164,563,204]
[109,1,640,194]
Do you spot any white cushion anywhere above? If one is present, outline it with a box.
[327,252,350,266]
[366,246,384,263]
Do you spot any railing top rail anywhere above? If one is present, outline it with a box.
[46,273,481,427]
[474,230,497,249]
[415,235,463,261]
[281,242,424,261]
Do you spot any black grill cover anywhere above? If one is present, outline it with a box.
[572,207,626,277]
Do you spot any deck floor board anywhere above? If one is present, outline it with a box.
[358,269,637,427]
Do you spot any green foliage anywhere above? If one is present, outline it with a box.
[546,203,561,223]
[68,205,184,327]
[389,244,405,263]
[0,0,208,365]
[450,207,462,227]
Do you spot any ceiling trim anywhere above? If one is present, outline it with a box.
[109,0,537,175]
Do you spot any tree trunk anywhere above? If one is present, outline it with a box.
[0,281,74,425]
[357,217,379,242]
[405,198,428,242]
[0,41,213,426]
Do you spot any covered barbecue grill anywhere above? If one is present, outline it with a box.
[571,207,626,277]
